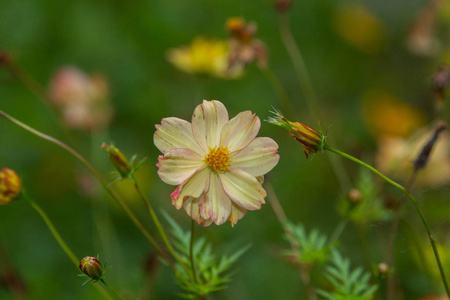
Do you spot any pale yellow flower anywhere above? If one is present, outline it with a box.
[167,37,242,78]
[154,100,279,226]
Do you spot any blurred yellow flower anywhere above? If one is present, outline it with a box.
[0,167,21,205]
[361,90,425,138]
[334,2,386,54]
[154,100,279,226]
[167,37,242,78]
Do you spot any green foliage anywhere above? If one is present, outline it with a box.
[164,213,249,299]
[316,250,378,300]
[339,167,392,224]
[283,221,332,265]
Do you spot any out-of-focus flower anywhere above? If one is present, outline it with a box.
[334,2,386,54]
[433,65,450,109]
[167,37,242,78]
[375,123,450,188]
[361,90,425,138]
[406,0,445,56]
[0,167,21,205]
[226,17,268,69]
[48,66,113,132]
[154,100,279,226]
[267,110,325,158]
[274,0,292,13]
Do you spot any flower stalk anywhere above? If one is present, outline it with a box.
[0,110,172,268]
[324,145,450,298]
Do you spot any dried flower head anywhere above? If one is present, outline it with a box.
[0,167,21,205]
[154,100,279,226]
[268,110,325,158]
[226,17,268,69]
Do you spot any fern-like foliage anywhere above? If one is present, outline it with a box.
[316,250,378,300]
[164,213,249,299]
[284,221,332,265]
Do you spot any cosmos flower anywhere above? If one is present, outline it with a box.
[154,100,279,226]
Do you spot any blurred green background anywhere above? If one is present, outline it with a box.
[2,0,450,299]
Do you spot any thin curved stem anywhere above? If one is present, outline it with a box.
[259,67,296,116]
[22,190,79,266]
[325,145,450,298]
[101,279,126,300]
[21,190,113,300]
[0,110,172,268]
[132,179,186,268]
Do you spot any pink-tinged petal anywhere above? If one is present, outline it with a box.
[192,100,229,152]
[157,148,205,185]
[228,203,247,227]
[219,111,261,152]
[154,117,204,156]
[230,137,279,177]
[171,167,211,209]
[199,172,232,225]
[183,196,213,226]
[219,169,266,211]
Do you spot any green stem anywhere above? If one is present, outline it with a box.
[0,110,171,268]
[328,219,349,245]
[190,219,198,285]
[259,67,295,116]
[101,279,126,300]
[132,179,184,267]
[21,190,79,266]
[21,190,113,300]
[325,145,450,297]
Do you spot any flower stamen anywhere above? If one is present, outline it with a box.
[204,146,232,172]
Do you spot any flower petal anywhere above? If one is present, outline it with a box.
[183,196,212,226]
[192,100,229,152]
[219,169,266,211]
[219,111,260,152]
[228,203,247,227]
[199,172,232,225]
[157,149,205,185]
[171,167,211,209]
[154,117,204,156]
[231,137,279,177]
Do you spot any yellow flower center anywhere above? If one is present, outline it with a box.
[204,146,231,172]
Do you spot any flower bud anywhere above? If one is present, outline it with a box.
[79,256,103,280]
[101,143,132,178]
[274,0,293,13]
[374,262,390,280]
[347,188,362,206]
[268,111,325,158]
[0,167,22,205]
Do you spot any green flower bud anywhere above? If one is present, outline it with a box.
[79,256,103,280]
[101,143,132,178]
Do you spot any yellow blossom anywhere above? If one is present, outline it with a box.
[167,37,242,78]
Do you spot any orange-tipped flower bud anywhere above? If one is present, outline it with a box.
[0,167,22,205]
[79,256,103,280]
[101,143,132,178]
[268,111,326,158]
[347,188,362,206]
